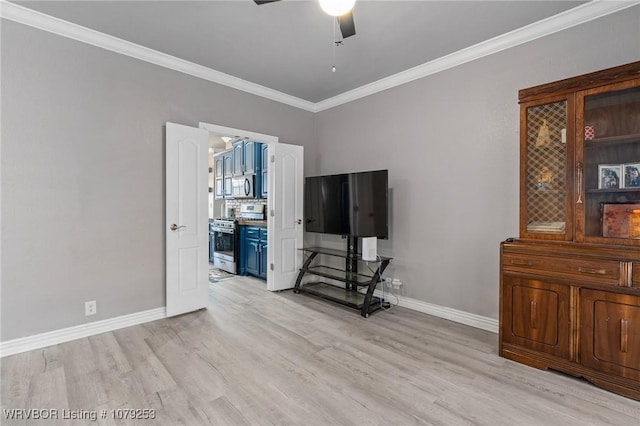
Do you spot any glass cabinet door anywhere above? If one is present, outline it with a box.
[578,82,640,245]
[521,97,573,240]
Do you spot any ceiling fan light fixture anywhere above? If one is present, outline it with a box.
[318,0,356,17]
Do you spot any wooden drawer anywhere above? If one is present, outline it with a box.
[503,253,621,285]
[634,263,640,288]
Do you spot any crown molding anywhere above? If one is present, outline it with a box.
[0,1,317,112]
[1,1,638,113]
[314,0,640,112]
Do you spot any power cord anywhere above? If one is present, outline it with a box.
[364,255,399,311]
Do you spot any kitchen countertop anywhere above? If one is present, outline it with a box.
[236,220,267,227]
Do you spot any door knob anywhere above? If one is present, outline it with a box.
[170,224,187,231]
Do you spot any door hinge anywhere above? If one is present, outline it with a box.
[270,263,274,271]
[270,210,275,217]
[270,155,275,163]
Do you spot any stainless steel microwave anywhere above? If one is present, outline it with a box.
[231,175,255,198]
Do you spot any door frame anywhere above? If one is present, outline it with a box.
[198,122,279,290]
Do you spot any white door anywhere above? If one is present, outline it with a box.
[267,143,304,291]
[166,122,209,316]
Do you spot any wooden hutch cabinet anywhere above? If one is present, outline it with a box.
[500,62,640,400]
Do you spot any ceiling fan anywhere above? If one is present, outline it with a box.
[253,0,356,39]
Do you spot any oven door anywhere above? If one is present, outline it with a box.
[212,227,237,273]
[231,175,254,198]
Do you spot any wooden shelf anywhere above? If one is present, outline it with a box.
[586,187,640,193]
[585,133,640,147]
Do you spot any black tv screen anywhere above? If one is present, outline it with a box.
[304,170,388,238]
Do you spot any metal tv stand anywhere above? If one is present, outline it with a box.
[293,237,392,317]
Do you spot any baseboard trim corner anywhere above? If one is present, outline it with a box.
[0,307,166,357]
[374,290,498,333]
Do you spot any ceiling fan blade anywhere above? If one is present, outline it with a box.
[254,0,281,4]
[337,11,356,39]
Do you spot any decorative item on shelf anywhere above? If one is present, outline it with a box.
[598,164,621,189]
[601,203,640,238]
[535,119,551,147]
[623,163,640,188]
[584,124,595,140]
[589,108,610,137]
[535,166,554,190]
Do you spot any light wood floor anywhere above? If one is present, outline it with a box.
[2,276,639,425]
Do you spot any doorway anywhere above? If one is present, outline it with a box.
[199,122,307,293]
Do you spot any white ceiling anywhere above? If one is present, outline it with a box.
[10,0,602,104]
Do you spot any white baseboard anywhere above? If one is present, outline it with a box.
[0,291,497,357]
[374,289,498,333]
[0,307,166,358]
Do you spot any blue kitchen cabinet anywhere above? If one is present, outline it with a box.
[223,150,233,198]
[232,141,244,176]
[258,228,268,279]
[239,225,267,280]
[232,140,263,177]
[213,152,224,199]
[245,239,260,277]
[260,143,268,198]
[214,149,233,199]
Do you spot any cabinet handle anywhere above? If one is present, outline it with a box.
[577,267,607,275]
[511,260,533,266]
[530,301,537,330]
[576,162,583,204]
[621,319,628,353]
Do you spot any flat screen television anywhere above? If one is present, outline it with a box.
[304,169,388,239]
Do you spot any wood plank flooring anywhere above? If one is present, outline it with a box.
[2,276,639,425]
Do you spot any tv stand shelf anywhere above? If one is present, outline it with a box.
[294,246,392,317]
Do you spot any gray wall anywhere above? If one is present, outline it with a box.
[312,6,640,319]
[2,7,639,342]
[0,21,315,341]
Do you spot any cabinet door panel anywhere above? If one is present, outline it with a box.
[512,285,558,345]
[502,276,571,359]
[233,141,244,176]
[223,152,233,178]
[581,289,640,380]
[215,178,223,199]
[246,239,260,276]
[520,97,573,242]
[214,155,223,178]
[259,241,268,279]
[578,83,640,246]
[244,141,256,174]
[214,154,224,199]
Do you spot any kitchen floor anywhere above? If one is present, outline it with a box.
[208,263,235,283]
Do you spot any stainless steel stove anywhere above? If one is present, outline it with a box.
[211,204,266,274]
[211,217,238,274]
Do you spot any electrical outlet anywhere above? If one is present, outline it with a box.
[85,300,97,316]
